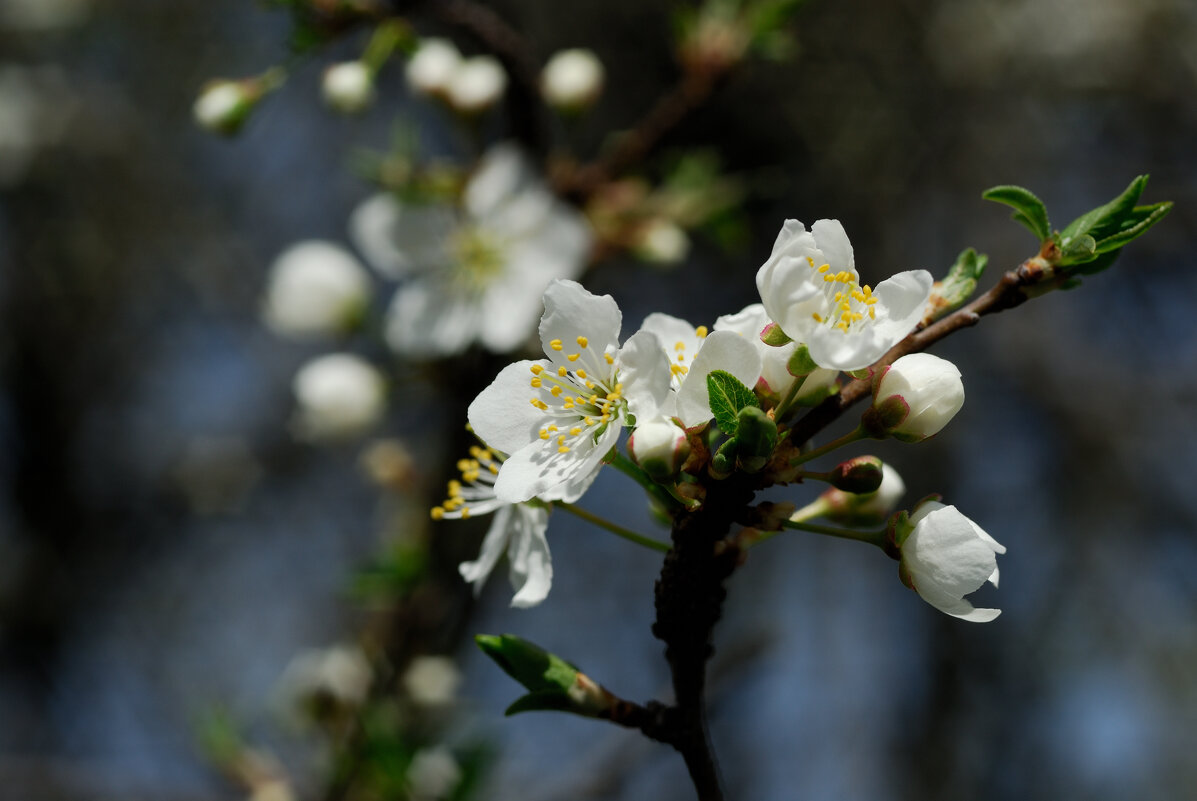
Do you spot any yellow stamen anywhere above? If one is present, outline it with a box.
[531,398,548,410]
[605,353,614,365]
[530,377,543,388]
[558,366,568,377]
[576,336,588,347]
[695,326,708,338]
[567,353,581,362]
[576,369,587,379]
[430,507,445,520]
[530,364,544,375]
[550,339,563,351]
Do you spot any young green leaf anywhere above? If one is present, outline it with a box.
[982,185,1051,242]
[1059,175,1147,246]
[707,369,760,436]
[927,248,989,321]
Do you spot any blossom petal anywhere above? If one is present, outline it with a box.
[869,269,934,339]
[617,329,673,423]
[810,219,856,277]
[674,330,762,427]
[494,423,618,503]
[538,280,621,368]
[464,143,536,220]
[458,506,514,593]
[506,505,553,607]
[912,578,1002,622]
[384,281,478,358]
[468,359,548,455]
[905,505,999,597]
[349,193,455,279]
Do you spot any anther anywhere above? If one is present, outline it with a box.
[550,339,563,351]
[576,336,588,347]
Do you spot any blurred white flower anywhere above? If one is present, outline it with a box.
[263,240,371,338]
[405,38,463,97]
[322,61,374,114]
[541,48,605,111]
[0,0,89,31]
[899,501,1005,623]
[402,656,462,706]
[407,747,462,800]
[277,644,372,710]
[350,144,592,358]
[291,353,386,441]
[445,55,507,114]
[634,219,690,264]
[192,80,252,135]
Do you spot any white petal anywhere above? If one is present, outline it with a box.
[476,273,549,353]
[458,506,514,592]
[810,219,856,276]
[504,201,593,280]
[384,282,477,358]
[674,330,762,427]
[617,329,673,423]
[506,505,553,607]
[464,143,535,220]
[912,578,1002,622]
[869,269,934,340]
[494,424,617,503]
[467,359,549,455]
[640,312,700,349]
[348,193,455,279]
[538,280,622,366]
[904,506,999,597]
[713,303,768,338]
[540,459,601,503]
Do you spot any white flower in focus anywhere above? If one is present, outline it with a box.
[872,352,964,441]
[755,219,933,371]
[402,656,462,706]
[322,61,374,114]
[407,747,462,801]
[899,501,1005,623]
[277,644,372,710]
[292,353,386,441]
[541,48,605,111]
[445,55,507,114]
[468,280,672,503]
[713,303,840,407]
[637,312,761,427]
[405,38,463,97]
[433,443,594,607]
[350,144,592,358]
[263,240,371,338]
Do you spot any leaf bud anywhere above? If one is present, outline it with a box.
[475,634,617,718]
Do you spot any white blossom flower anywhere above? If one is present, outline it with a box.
[755,219,933,371]
[637,312,761,427]
[405,38,463,97]
[193,80,251,134]
[350,144,592,358]
[407,747,462,800]
[635,219,690,264]
[291,353,386,441]
[263,240,371,338]
[540,48,605,110]
[402,656,462,706]
[898,501,1005,623]
[322,61,374,114]
[445,55,507,114]
[469,280,672,503]
[277,643,372,710]
[872,352,964,441]
[712,303,839,404]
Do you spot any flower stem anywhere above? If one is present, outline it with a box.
[782,518,888,550]
[747,497,831,548]
[605,448,685,513]
[788,425,867,467]
[554,502,670,553]
[772,374,808,422]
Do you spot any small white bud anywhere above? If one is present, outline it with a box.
[405,38,462,97]
[870,353,964,441]
[322,61,374,114]
[193,79,253,135]
[628,418,691,481]
[407,747,462,800]
[402,656,462,706]
[263,240,371,338]
[635,219,691,265]
[292,353,386,441]
[445,55,507,114]
[540,48,604,111]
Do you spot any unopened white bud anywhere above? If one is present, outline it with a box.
[870,353,964,441]
[263,241,371,338]
[405,38,462,97]
[628,418,690,481]
[193,80,253,135]
[292,353,386,441]
[540,48,604,111]
[635,219,690,265]
[322,61,374,114]
[445,55,507,114]
[822,462,905,526]
[898,501,1005,623]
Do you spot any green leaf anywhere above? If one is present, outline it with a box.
[1056,176,1171,271]
[1059,175,1147,246]
[1059,234,1097,264]
[707,370,759,436]
[475,634,579,695]
[505,691,577,716]
[1091,201,1172,253]
[982,184,1051,242]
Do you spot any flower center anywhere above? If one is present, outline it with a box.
[449,226,505,291]
[526,333,623,454]
[804,256,878,332]
[430,445,503,520]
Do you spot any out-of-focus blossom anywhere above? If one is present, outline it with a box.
[263,241,371,339]
[402,656,462,706]
[193,80,254,135]
[291,353,386,441]
[407,747,462,800]
[350,144,592,357]
[444,55,507,114]
[321,61,374,114]
[540,48,605,111]
[405,38,463,97]
[634,219,691,264]
[277,644,373,711]
[0,0,89,31]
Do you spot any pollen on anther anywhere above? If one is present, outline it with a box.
[576,369,587,379]
[539,429,550,440]
[530,377,543,388]
[461,508,471,520]
[531,398,548,410]
[567,353,581,362]
[550,339,563,351]
[558,366,568,377]
[530,364,544,375]
[604,353,614,365]
[677,354,685,362]
[812,313,823,322]
[674,341,686,351]
[695,326,708,338]
[430,507,445,521]
[818,263,831,273]
[576,336,588,348]
[569,426,583,436]
[558,445,570,454]
[550,386,563,397]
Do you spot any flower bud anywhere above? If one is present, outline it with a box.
[402,655,462,707]
[827,455,883,494]
[896,500,1005,622]
[821,462,905,526]
[291,353,386,441]
[263,240,371,338]
[475,634,618,718]
[407,747,462,800]
[405,38,462,97]
[540,48,605,112]
[866,353,963,441]
[321,61,374,114]
[193,79,256,135]
[628,418,690,481]
[733,405,777,473]
[445,55,507,114]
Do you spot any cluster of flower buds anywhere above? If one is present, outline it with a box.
[405,37,508,115]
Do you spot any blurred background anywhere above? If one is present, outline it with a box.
[2,0,1196,799]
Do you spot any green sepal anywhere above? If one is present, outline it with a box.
[935,247,988,311]
[711,437,737,478]
[733,406,778,473]
[786,344,818,377]
[707,369,760,436]
[982,184,1051,242]
[761,323,793,347]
